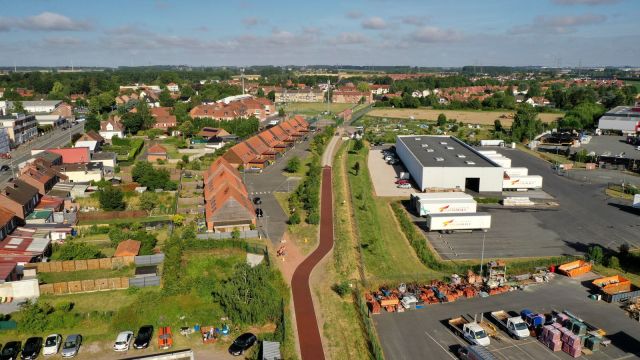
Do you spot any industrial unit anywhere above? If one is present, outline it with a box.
[395,135,504,192]
[597,105,640,134]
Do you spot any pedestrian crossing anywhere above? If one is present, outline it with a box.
[250,191,272,195]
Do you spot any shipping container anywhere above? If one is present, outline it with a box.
[416,198,478,216]
[557,260,592,277]
[504,167,529,177]
[502,175,543,190]
[592,275,632,294]
[426,213,491,232]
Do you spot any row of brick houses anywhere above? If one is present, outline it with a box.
[190,96,275,122]
[222,116,310,169]
[203,157,256,232]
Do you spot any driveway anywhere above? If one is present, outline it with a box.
[368,149,417,197]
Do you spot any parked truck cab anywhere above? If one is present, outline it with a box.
[463,323,490,346]
[506,317,530,339]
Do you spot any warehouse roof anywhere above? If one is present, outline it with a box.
[397,135,499,168]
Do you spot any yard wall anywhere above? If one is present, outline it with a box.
[39,277,129,295]
[0,279,40,299]
[32,256,135,273]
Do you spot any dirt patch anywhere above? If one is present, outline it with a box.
[368,108,561,126]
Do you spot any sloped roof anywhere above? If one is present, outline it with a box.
[148,144,167,154]
[258,129,281,147]
[205,183,255,224]
[1,180,38,205]
[245,135,272,155]
[0,207,15,227]
[114,239,141,257]
[269,125,292,142]
[205,157,242,183]
[226,142,258,164]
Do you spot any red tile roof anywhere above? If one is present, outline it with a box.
[47,147,91,164]
[148,144,167,154]
[245,135,275,156]
[224,142,258,165]
[0,208,14,227]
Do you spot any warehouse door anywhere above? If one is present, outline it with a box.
[465,177,480,192]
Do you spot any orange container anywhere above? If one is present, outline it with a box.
[592,275,631,294]
[558,260,592,277]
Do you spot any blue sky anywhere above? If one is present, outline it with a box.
[0,0,638,67]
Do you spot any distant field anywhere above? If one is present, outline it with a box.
[282,102,354,115]
[368,108,562,126]
[626,80,640,92]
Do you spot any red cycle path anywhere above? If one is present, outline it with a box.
[291,166,334,360]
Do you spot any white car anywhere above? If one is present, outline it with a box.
[43,334,62,356]
[113,331,134,352]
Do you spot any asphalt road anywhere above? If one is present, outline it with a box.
[244,134,316,245]
[374,274,640,360]
[0,122,84,185]
[424,147,640,260]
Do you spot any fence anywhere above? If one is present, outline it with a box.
[77,210,147,221]
[33,257,135,273]
[355,289,385,360]
[129,276,161,288]
[134,254,165,266]
[196,230,259,240]
[39,277,129,295]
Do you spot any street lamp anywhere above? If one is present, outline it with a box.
[479,232,486,276]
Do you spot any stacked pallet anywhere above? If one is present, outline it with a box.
[539,311,605,357]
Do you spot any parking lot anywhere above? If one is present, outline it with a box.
[577,135,640,161]
[368,148,417,197]
[416,147,640,260]
[374,274,640,360]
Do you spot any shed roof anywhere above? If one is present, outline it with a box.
[114,239,141,257]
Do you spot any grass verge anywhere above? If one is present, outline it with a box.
[273,192,317,255]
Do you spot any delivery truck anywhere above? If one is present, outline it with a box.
[416,198,477,216]
[448,317,491,346]
[502,175,543,190]
[504,167,528,177]
[426,213,491,233]
[490,310,530,339]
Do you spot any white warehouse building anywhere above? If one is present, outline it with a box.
[395,135,504,192]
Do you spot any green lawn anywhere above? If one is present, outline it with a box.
[345,142,432,284]
[273,192,318,254]
[282,102,354,116]
[626,80,640,92]
[38,265,135,284]
[282,153,313,178]
[77,214,173,226]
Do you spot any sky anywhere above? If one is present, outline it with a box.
[0,0,638,67]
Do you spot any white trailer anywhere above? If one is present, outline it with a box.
[417,199,477,216]
[503,167,528,177]
[634,194,640,209]
[426,213,492,233]
[480,140,505,147]
[485,154,512,168]
[478,150,497,155]
[411,192,474,215]
[502,175,543,190]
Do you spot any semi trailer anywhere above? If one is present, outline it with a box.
[426,213,492,233]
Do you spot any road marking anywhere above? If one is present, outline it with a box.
[424,331,457,360]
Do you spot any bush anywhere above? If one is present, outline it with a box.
[51,241,105,260]
[99,186,125,211]
[307,210,320,225]
[606,256,620,269]
[288,212,300,225]
[332,281,351,297]
[587,245,604,265]
[285,156,301,173]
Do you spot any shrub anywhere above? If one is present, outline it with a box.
[332,281,351,297]
[285,156,301,173]
[606,256,620,269]
[288,212,301,225]
[587,245,604,265]
[51,241,105,260]
[99,186,125,211]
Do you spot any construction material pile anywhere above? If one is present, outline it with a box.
[539,311,606,358]
[624,298,640,321]
[366,274,510,314]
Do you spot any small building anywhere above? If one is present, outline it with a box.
[167,83,180,92]
[53,163,104,183]
[74,140,98,152]
[0,207,18,241]
[114,239,141,257]
[147,144,168,162]
[77,130,105,145]
[197,127,230,141]
[18,164,63,196]
[43,147,91,164]
[597,105,640,134]
[25,209,54,225]
[0,180,40,220]
[90,152,117,170]
[0,113,38,145]
[99,117,124,140]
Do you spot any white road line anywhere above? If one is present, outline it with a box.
[424,331,457,360]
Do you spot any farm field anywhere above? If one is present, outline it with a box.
[368,108,562,126]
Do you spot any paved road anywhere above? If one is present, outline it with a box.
[291,166,334,360]
[0,122,84,184]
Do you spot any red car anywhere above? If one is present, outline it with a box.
[395,179,410,185]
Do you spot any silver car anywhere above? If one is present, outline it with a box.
[61,334,82,358]
[113,331,134,352]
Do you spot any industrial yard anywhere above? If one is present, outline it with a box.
[374,274,640,360]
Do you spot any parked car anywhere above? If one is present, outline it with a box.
[253,197,262,205]
[43,334,62,356]
[397,183,412,189]
[228,333,257,356]
[20,337,42,360]
[133,326,154,349]
[388,159,399,165]
[157,327,173,350]
[0,165,10,172]
[113,331,134,352]
[395,179,409,185]
[255,208,264,218]
[1,341,20,360]
[60,335,81,358]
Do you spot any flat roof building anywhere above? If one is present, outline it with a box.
[597,105,640,134]
[395,135,504,192]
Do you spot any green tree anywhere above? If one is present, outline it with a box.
[139,192,158,213]
[231,228,241,240]
[278,108,286,117]
[353,161,360,175]
[19,301,51,332]
[511,104,542,142]
[353,138,364,151]
[587,245,604,265]
[285,156,301,173]
[213,263,281,324]
[159,89,175,107]
[132,161,175,190]
[99,186,125,211]
[437,113,447,126]
[267,90,276,102]
[357,82,370,93]
[84,113,101,132]
[288,212,300,225]
[13,100,26,114]
[180,120,194,138]
[606,256,620,269]
[494,119,503,133]
[256,88,265,98]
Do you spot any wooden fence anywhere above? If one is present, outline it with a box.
[39,277,129,295]
[34,256,135,273]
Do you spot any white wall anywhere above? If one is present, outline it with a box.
[422,166,503,192]
[395,138,425,190]
[0,278,40,299]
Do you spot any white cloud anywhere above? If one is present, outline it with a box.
[552,0,619,5]
[346,11,362,19]
[20,12,91,31]
[361,16,387,30]
[402,16,428,26]
[410,26,463,43]
[510,13,606,34]
[328,32,368,45]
